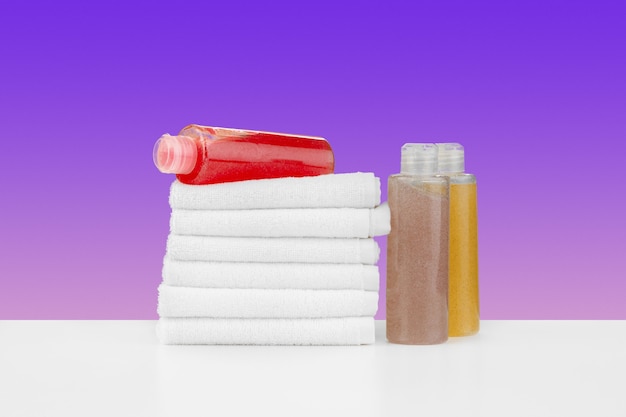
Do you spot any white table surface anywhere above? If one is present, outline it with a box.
[1,320,624,417]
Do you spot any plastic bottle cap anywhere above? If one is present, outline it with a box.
[436,143,465,173]
[153,134,197,174]
[401,143,438,175]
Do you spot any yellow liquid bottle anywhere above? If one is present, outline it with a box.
[437,143,479,337]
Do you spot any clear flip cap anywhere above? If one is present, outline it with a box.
[436,143,465,173]
[153,134,197,174]
[401,143,438,175]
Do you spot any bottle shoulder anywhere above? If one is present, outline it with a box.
[444,173,476,184]
[389,173,449,185]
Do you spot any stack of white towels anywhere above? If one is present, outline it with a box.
[157,172,390,345]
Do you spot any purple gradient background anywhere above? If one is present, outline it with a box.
[1,1,624,319]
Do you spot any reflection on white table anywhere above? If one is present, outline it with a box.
[0,320,624,417]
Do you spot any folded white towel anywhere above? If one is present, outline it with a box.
[157,285,379,318]
[166,235,380,264]
[169,172,381,210]
[163,259,380,291]
[156,317,375,345]
[169,203,391,238]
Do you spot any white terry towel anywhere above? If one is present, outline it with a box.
[169,172,381,210]
[163,259,380,291]
[157,285,379,318]
[169,203,391,238]
[166,235,380,264]
[156,317,375,345]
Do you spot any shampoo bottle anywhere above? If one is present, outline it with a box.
[437,143,479,337]
[153,124,334,185]
[386,144,449,345]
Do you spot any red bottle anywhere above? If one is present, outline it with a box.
[153,124,335,185]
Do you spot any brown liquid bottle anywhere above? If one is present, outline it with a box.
[386,144,449,345]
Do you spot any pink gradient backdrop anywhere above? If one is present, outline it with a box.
[1,1,624,319]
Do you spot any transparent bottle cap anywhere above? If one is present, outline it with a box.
[436,142,465,173]
[153,134,197,174]
[400,143,438,175]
